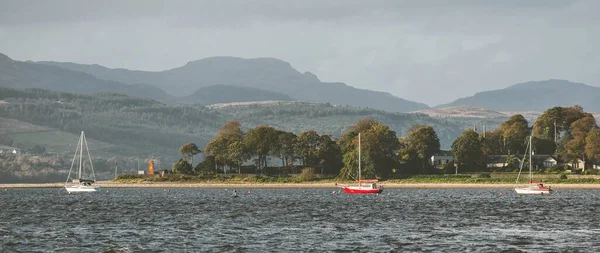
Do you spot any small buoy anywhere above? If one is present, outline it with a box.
[332,191,336,194]
[248,190,251,194]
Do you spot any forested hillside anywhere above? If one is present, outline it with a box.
[0,88,498,153]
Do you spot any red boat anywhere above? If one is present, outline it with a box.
[341,133,383,194]
[343,179,383,194]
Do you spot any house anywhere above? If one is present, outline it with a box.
[486,155,511,168]
[430,150,454,167]
[486,154,557,169]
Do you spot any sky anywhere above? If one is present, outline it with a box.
[1,0,599,106]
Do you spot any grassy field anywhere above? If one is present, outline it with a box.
[4,130,117,156]
[0,117,48,135]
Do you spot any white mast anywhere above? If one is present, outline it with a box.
[78,131,83,180]
[529,136,533,182]
[358,133,361,181]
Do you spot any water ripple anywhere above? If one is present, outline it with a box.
[2,188,600,252]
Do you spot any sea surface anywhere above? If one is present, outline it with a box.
[1,188,600,252]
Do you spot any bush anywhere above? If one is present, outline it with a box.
[475,173,491,178]
[560,174,568,180]
[443,162,456,174]
[583,169,600,175]
[295,167,316,182]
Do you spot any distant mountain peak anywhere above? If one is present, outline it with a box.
[506,79,591,90]
[183,56,293,69]
[0,53,12,61]
[437,79,600,111]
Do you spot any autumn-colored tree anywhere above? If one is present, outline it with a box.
[562,115,597,170]
[585,129,600,162]
[178,143,200,166]
[204,120,246,173]
[451,129,483,172]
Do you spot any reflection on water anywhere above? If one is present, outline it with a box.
[1,188,600,252]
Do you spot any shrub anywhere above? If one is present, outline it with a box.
[560,174,568,180]
[475,173,491,178]
[295,167,316,182]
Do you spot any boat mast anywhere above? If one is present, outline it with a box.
[529,136,533,182]
[78,131,83,180]
[358,132,361,181]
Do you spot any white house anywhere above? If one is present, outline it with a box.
[430,150,454,167]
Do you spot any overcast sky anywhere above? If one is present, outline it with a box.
[1,0,598,106]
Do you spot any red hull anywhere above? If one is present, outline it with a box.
[343,187,383,194]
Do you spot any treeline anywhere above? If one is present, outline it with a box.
[174,119,441,179]
[450,105,600,172]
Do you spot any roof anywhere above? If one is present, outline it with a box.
[432,150,453,156]
[486,154,556,164]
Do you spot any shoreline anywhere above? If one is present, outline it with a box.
[2,181,600,189]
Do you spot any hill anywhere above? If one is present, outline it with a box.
[181,85,293,105]
[437,79,600,111]
[0,53,171,101]
[0,88,492,156]
[413,106,509,119]
[38,56,429,112]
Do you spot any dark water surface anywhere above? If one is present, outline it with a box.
[2,188,600,252]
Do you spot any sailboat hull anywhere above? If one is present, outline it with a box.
[515,187,551,195]
[343,186,383,194]
[65,185,99,193]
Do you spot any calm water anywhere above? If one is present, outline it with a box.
[1,188,600,252]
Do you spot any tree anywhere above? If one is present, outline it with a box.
[317,134,343,174]
[563,116,597,170]
[405,125,440,173]
[204,120,246,174]
[338,120,399,179]
[227,140,246,173]
[178,143,200,166]
[243,125,278,173]
[498,115,528,155]
[204,137,229,173]
[295,131,321,168]
[172,159,193,174]
[276,131,298,170]
[451,129,483,172]
[585,129,600,163]
[482,131,502,156]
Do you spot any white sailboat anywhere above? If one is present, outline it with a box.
[65,131,99,193]
[514,136,552,195]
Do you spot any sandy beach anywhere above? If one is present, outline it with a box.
[1,181,600,189]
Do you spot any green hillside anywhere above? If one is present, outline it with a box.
[0,88,501,159]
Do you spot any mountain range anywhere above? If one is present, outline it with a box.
[3,51,600,113]
[37,56,429,112]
